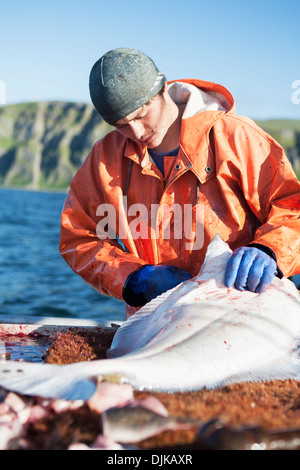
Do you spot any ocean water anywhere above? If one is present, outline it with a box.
[0,188,125,323]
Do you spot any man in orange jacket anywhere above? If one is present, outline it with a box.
[59,48,300,317]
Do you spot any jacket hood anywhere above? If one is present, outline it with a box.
[167,78,235,119]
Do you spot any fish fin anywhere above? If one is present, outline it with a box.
[108,284,181,357]
[207,345,300,389]
[0,361,96,400]
[196,234,232,282]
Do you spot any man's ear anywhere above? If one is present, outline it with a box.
[159,82,168,100]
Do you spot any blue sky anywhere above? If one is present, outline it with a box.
[1,0,299,119]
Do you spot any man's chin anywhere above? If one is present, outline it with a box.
[146,136,163,150]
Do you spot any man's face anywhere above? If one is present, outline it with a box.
[113,87,175,150]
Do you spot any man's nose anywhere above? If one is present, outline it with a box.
[128,121,144,140]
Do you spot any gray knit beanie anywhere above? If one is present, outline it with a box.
[89,48,167,124]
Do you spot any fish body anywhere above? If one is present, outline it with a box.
[0,235,300,400]
[102,405,202,443]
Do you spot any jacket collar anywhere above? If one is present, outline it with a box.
[124,111,222,184]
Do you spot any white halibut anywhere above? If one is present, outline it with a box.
[0,235,299,400]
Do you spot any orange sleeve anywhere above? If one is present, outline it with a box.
[221,115,300,277]
[59,146,147,301]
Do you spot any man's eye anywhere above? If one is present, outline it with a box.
[138,111,148,119]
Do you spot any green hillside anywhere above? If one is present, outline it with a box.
[256,119,300,148]
[255,119,300,179]
[0,102,111,190]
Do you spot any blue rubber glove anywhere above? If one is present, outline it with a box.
[123,264,193,307]
[224,246,278,293]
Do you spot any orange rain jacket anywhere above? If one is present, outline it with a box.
[59,79,300,317]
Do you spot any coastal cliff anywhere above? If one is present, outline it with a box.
[0,101,299,191]
[0,102,111,190]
